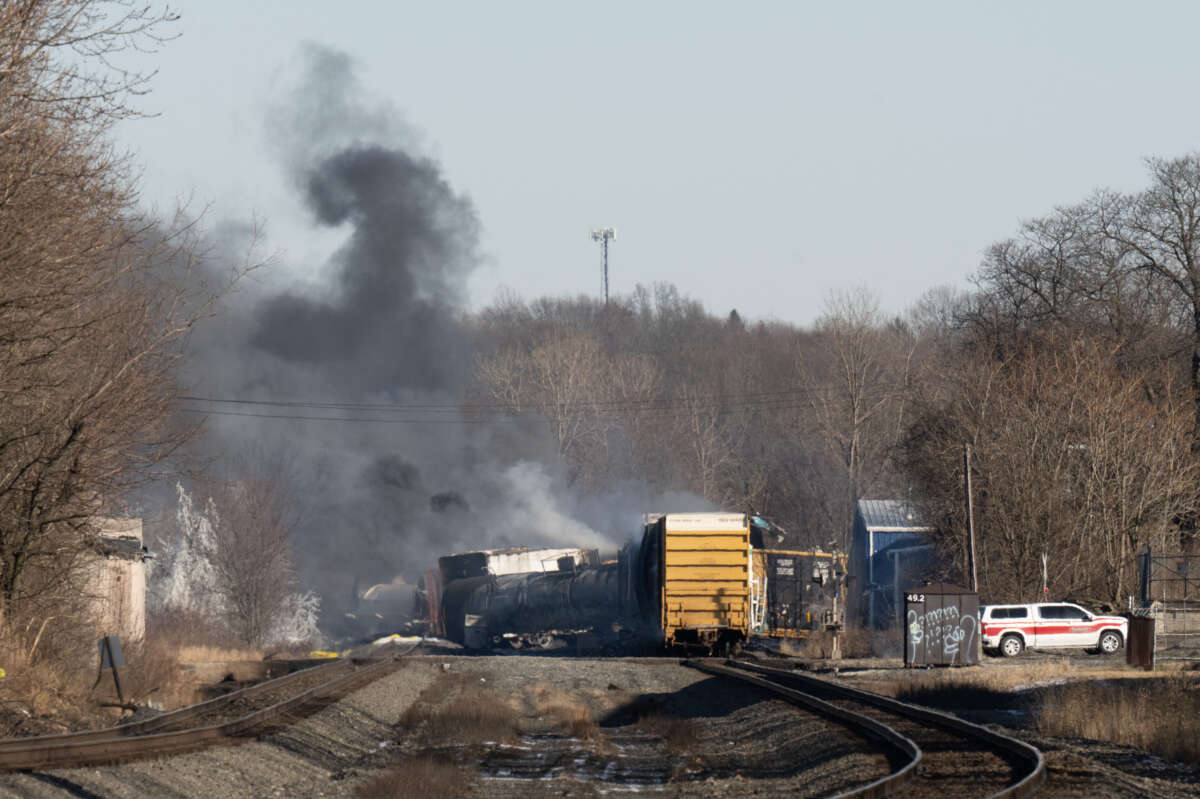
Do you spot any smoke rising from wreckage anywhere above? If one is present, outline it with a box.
[349,513,847,653]
[173,44,685,635]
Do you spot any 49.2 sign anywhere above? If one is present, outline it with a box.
[905,593,925,603]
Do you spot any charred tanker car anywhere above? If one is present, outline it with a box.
[431,512,845,652]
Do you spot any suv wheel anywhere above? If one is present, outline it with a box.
[1098,630,1123,655]
[1000,634,1024,657]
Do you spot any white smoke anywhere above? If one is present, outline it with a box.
[491,462,615,551]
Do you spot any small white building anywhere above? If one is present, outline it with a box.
[85,518,148,642]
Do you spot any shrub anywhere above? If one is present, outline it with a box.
[355,756,467,799]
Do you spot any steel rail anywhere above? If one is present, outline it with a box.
[0,656,400,772]
[688,659,920,799]
[0,658,355,752]
[730,659,1046,799]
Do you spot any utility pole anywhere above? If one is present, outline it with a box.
[964,443,978,592]
[590,228,615,305]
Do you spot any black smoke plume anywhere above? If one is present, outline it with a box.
[172,45,680,636]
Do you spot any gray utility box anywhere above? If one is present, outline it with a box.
[903,583,980,667]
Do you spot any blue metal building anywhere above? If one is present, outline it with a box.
[849,499,936,628]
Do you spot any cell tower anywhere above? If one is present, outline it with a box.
[590,227,615,305]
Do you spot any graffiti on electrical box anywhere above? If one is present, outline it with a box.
[907,604,977,664]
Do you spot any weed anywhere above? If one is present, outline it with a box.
[781,626,874,659]
[400,671,520,746]
[355,756,467,799]
[882,661,1200,764]
[544,703,596,739]
[635,710,698,754]
[528,682,597,739]
[110,637,184,706]
[148,610,260,659]
[1036,676,1200,763]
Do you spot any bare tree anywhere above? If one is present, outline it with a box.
[901,333,1198,602]
[1102,155,1200,452]
[202,476,303,647]
[970,154,1200,448]
[0,2,254,619]
[799,288,915,550]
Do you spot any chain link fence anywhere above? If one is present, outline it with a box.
[1137,549,1200,663]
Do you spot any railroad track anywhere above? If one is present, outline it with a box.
[0,651,409,772]
[690,658,1045,799]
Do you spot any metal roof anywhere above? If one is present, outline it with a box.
[904,582,974,595]
[856,499,933,532]
[89,535,148,561]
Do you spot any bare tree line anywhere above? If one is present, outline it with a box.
[471,284,914,553]
[473,155,1200,605]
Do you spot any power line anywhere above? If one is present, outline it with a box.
[179,384,907,413]
[176,408,529,424]
[176,385,911,424]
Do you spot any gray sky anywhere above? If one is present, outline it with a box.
[116,1,1200,326]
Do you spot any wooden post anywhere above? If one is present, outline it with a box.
[964,443,978,592]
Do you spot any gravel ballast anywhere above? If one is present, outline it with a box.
[2,652,1198,797]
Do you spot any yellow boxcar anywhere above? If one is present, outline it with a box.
[656,512,750,649]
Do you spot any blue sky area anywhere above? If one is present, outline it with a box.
[115,1,1200,325]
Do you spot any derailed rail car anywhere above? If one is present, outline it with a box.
[440,562,623,647]
[432,512,844,652]
[650,512,752,651]
[751,548,847,640]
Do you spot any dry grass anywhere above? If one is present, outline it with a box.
[0,611,193,732]
[400,671,520,746]
[0,615,95,734]
[107,637,185,708]
[148,610,262,661]
[355,756,467,799]
[383,670,526,795]
[875,659,1200,764]
[173,645,265,664]
[781,626,874,659]
[1036,676,1200,763]
[635,710,698,753]
[528,682,597,739]
[0,607,281,736]
[877,658,1184,702]
[883,659,1076,702]
[140,610,272,709]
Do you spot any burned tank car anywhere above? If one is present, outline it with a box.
[352,579,420,638]
[438,546,598,582]
[435,538,659,648]
[433,545,628,647]
[440,562,625,647]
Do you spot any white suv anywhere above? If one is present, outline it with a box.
[980,602,1127,657]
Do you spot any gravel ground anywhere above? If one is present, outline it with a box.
[1,650,1196,798]
[407,655,889,798]
[0,656,890,798]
